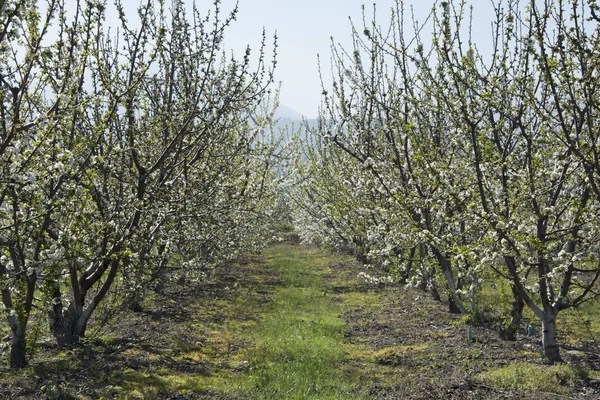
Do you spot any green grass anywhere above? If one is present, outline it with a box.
[240,245,363,399]
[111,368,231,398]
[475,361,587,394]
[557,299,600,345]
[0,245,371,399]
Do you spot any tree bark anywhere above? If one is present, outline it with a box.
[122,266,144,312]
[500,285,524,341]
[432,248,466,314]
[541,310,562,363]
[427,268,441,302]
[448,295,463,314]
[50,258,120,346]
[3,266,36,368]
[398,246,416,284]
[9,324,27,369]
[50,304,79,346]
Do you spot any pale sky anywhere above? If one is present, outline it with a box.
[214,0,497,118]
[219,0,403,118]
[114,0,498,119]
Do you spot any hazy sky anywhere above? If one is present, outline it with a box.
[213,0,498,118]
[114,0,498,119]
[218,0,429,118]
[218,0,403,118]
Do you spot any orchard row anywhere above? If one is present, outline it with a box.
[291,0,600,364]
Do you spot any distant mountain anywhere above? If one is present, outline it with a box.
[274,104,306,121]
[271,104,319,134]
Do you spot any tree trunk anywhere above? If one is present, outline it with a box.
[125,292,144,312]
[432,248,466,314]
[51,302,99,346]
[50,303,82,346]
[51,258,120,346]
[417,276,427,292]
[430,284,441,302]
[448,295,462,314]
[9,325,27,369]
[500,285,524,341]
[541,310,562,363]
[3,266,36,368]
[355,248,370,265]
[448,275,465,314]
[353,238,371,265]
[427,269,441,302]
[398,246,416,284]
[122,268,144,312]
[6,304,29,368]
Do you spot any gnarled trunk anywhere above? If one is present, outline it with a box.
[50,258,120,346]
[50,303,89,346]
[448,295,463,314]
[122,267,144,312]
[3,269,37,368]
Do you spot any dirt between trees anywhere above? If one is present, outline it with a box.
[0,245,599,399]
[329,256,600,399]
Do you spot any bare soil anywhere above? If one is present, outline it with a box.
[327,259,600,399]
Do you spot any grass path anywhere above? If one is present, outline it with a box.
[238,244,363,399]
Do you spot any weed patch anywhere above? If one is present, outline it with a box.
[475,361,587,394]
